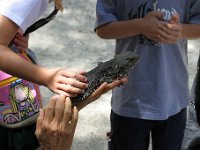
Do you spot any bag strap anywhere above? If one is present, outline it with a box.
[24,8,59,36]
[0,77,18,88]
[24,0,64,36]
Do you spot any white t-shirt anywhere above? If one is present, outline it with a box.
[0,0,49,32]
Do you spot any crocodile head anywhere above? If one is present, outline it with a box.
[111,51,140,78]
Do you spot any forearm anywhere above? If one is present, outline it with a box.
[96,19,142,39]
[0,45,49,86]
[181,24,200,40]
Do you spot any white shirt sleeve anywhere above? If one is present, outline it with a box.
[0,0,49,32]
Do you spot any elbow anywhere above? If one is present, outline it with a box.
[95,26,112,39]
[96,27,111,39]
[95,22,115,39]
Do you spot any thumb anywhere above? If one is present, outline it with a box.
[169,13,180,24]
[150,11,163,20]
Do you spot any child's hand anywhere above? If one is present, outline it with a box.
[12,30,29,53]
[141,11,182,44]
[45,68,88,97]
[140,11,167,40]
[156,12,182,44]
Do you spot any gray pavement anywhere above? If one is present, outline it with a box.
[29,1,200,150]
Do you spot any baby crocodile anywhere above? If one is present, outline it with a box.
[72,51,140,105]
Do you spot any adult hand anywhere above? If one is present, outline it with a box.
[76,77,128,110]
[45,68,88,97]
[35,95,78,150]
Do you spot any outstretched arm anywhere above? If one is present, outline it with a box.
[0,15,88,96]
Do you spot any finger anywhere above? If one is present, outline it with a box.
[150,11,163,20]
[57,83,85,95]
[86,82,108,102]
[93,79,128,97]
[157,26,177,42]
[169,13,180,24]
[35,108,45,137]
[166,24,182,32]
[108,78,127,88]
[53,95,66,123]
[55,90,78,97]
[59,76,88,89]
[120,77,128,83]
[63,97,73,127]
[44,96,57,122]
[77,70,87,75]
[62,70,87,82]
[70,106,79,133]
[158,33,178,43]
[158,24,171,35]
[55,89,78,97]
[102,80,123,93]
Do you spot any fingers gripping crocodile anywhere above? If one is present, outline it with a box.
[72,51,140,105]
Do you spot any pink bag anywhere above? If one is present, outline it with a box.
[0,53,42,128]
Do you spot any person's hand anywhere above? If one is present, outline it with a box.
[154,12,182,44]
[35,95,78,150]
[139,11,166,40]
[76,77,128,110]
[44,68,88,97]
[140,11,182,44]
[12,30,29,53]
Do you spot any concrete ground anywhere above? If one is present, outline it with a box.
[29,1,200,150]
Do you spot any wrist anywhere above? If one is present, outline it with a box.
[180,24,187,40]
[37,67,52,86]
[133,18,144,35]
